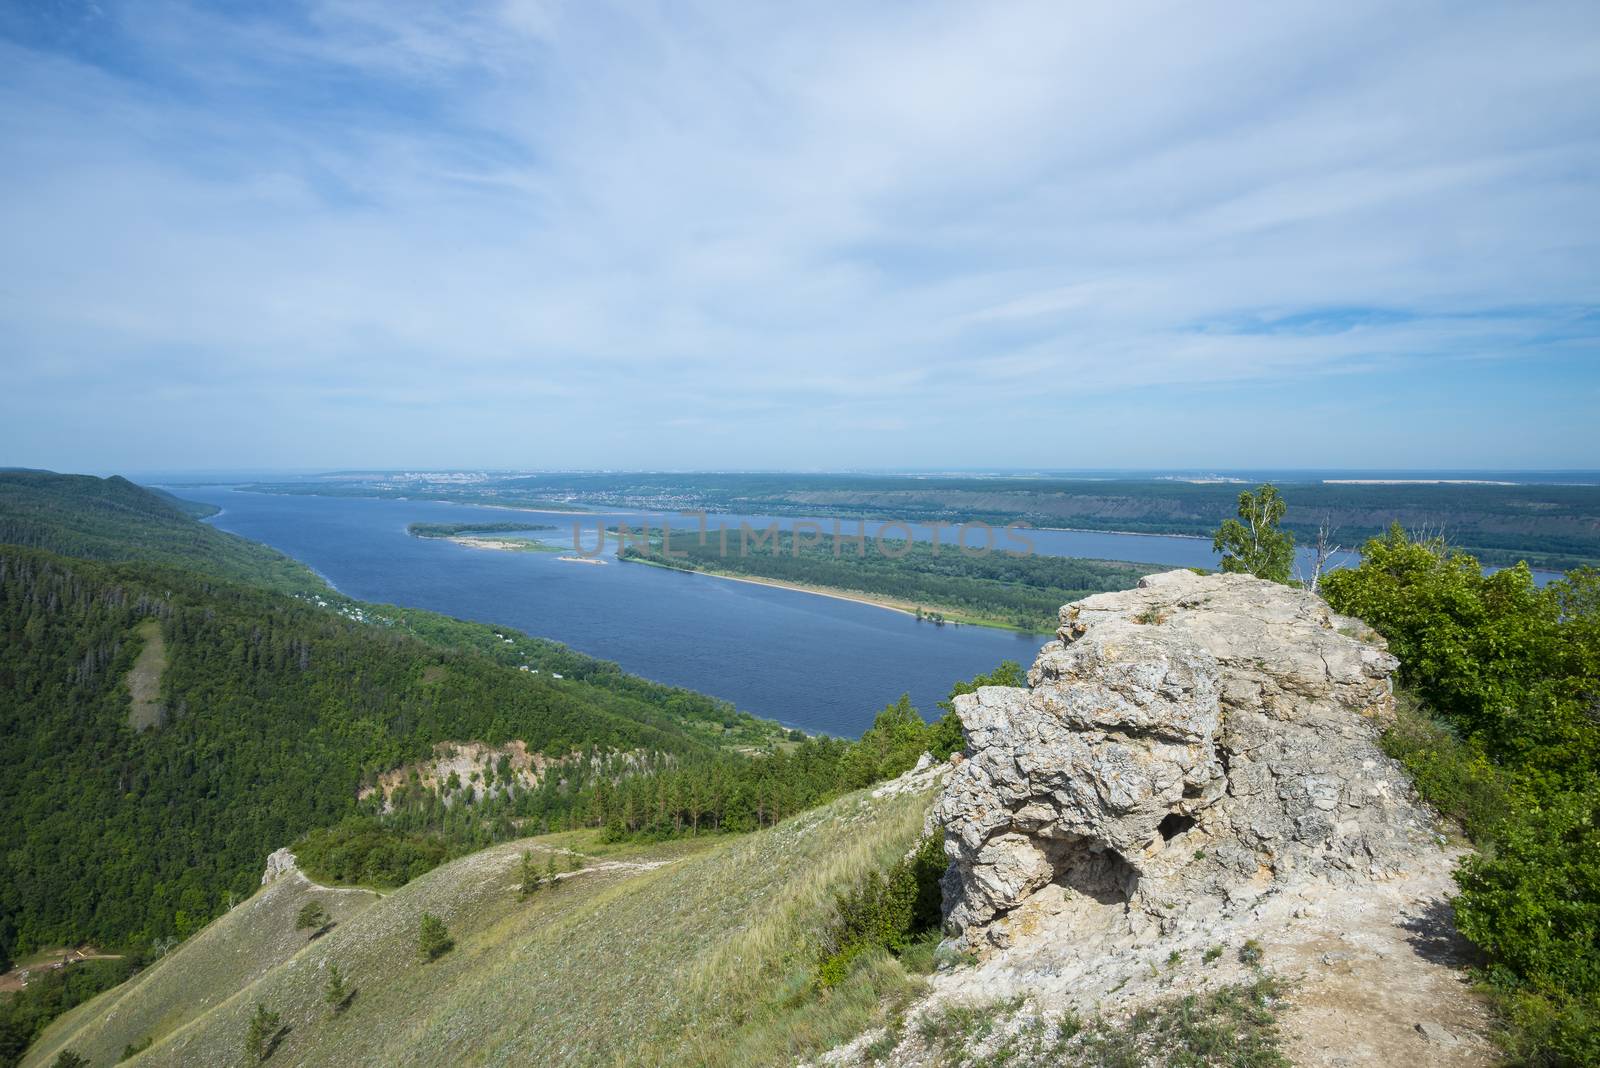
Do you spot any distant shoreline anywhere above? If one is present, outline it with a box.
[618,555,1049,634]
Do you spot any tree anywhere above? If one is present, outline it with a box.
[244,1002,280,1062]
[1212,483,1295,583]
[837,694,929,789]
[519,851,541,897]
[324,961,348,1014]
[933,660,1027,759]
[546,854,559,883]
[1299,512,1341,594]
[296,900,330,932]
[52,1051,89,1068]
[418,913,453,961]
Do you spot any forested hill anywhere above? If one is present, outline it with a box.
[0,470,799,977]
[0,545,746,964]
[0,470,315,592]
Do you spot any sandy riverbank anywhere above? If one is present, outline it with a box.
[619,557,1042,632]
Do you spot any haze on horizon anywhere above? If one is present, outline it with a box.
[2,1,1598,473]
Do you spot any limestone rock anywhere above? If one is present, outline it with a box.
[935,569,1426,941]
[261,847,299,885]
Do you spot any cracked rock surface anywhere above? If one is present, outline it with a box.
[936,569,1431,942]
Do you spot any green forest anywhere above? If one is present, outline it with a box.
[619,528,1154,631]
[406,521,555,539]
[0,545,760,955]
[0,470,993,1057]
[0,470,318,592]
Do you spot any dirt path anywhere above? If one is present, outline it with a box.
[854,857,1500,1067]
[0,947,124,992]
[1276,886,1497,1066]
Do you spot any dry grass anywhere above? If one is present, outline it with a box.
[125,618,167,730]
[26,782,938,1067]
[23,872,379,1067]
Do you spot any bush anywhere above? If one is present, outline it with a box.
[1322,529,1600,1060]
[836,695,930,790]
[296,901,330,931]
[418,913,453,962]
[1454,790,1600,996]
[1379,698,1511,842]
[294,818,451,889]
[817,835,945,987]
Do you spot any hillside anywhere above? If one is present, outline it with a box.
[0,471,317,592]
[23,783,940,1067]
[0,546,767,963]
[0,471,806,984]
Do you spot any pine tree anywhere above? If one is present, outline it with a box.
[51,1052,90,1068]
[547,854,560,882]
[244,1002,280,1062]
[324,961,347,1014]
[519,850,541,897]
[296,900,330,932]
[418,913,453,961]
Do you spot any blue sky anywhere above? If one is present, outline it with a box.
[1,1,1597,472]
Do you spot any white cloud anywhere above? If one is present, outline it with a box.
[0,0,1597,468]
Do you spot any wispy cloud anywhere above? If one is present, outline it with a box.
[1,0,1597,470]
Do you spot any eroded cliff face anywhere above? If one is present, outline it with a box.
[936,569,1431,946]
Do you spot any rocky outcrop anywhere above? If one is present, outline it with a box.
[261,847,299,885]
[936,569,1433,944]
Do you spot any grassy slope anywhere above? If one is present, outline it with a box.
[22,876,380,1067]
[0,471,318,592]
[25,785,937,1068]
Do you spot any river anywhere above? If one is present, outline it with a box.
[176,486,1552,736]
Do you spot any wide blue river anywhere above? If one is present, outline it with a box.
[173,487,1538,736]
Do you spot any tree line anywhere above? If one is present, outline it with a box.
[621,529,1152,631]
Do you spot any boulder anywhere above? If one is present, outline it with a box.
[935,570,1429,940]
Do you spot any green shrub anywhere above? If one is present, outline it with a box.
[116,1036,152,1062]
[1322,531,1600,1060]
[418,913,453,962]
[296,901,330,931]
[1454,790,1600,996]
[1379,698,1511,841]
[837,696,932,790]
[1493,987,1600,1067]
[295,818,452,889]
[817,835,945,988]
[244,1002,280,1062]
